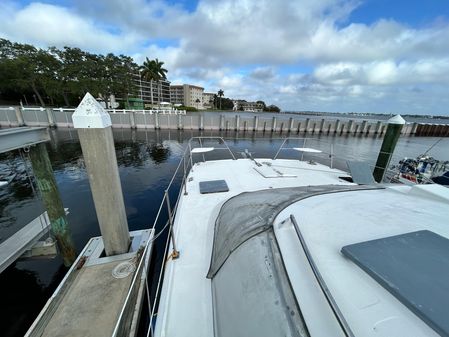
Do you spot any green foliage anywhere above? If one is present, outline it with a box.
[177,105,198,112]
[0,38,140,107]
[213,95,234,110]
[264,104,281,112]
[217,89,224,109]
[140,57,167,81]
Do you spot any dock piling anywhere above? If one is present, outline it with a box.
[29,143,76,266]
[254,116,259,131]
[45,108,56,128]
[304,118,310,133]
[320,119,325,133]
[155,113,160,130]
[288,118,294,133]
[373,115,405,183]
[15,107,25,126]
[73,93,130,256]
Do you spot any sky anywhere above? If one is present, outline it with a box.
[1,0,449,115]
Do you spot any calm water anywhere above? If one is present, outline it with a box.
[0,128,448,337]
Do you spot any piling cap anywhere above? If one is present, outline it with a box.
[73,93,112,129]
[388,114,406,125]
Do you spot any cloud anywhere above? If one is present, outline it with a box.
[0,2,142,53]
[1,0,449,114]
[314,59,449,86]
[249,67,276,80]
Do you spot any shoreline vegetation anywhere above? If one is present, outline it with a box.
[0,38,280,112]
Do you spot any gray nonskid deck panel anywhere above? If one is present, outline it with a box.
[342,230,449,337]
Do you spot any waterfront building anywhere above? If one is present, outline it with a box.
[202,92,215,109]
[170,84,205,110]
[133,73,171,108]
[234,100,264,112]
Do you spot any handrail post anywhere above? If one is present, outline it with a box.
[301,138,307,161]
[330,143,334,168]
[183,154,188,195]
[273,138,288,160]
[165,191,180,259]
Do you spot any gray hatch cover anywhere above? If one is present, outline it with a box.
[342,230,449,337]
[199,180,229,194]
[347,161,376,185]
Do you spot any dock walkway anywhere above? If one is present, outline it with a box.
[0,212,51,273]
[25,229,154,337]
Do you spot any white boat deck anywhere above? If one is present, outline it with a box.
[274,184,449,337]
[155,158,352,337]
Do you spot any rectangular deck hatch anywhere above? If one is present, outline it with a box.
[347,161,375,185]
[199,180,229,194]
[342,230,449,337]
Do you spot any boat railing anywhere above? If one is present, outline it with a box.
[112,142,197,337]
[272,136,437,184]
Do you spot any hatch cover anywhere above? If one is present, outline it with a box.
[199,180,229,194]
[342,230,449,337]
[347,161,376,185]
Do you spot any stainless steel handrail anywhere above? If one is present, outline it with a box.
[290,214,354,337]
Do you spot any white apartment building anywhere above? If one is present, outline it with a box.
[133,73,171,108]
[202,92,215,109]
[170,84,205,109]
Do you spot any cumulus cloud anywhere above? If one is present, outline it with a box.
[249,67,276,80]
[0,2,141,53]
[1,0,449,114]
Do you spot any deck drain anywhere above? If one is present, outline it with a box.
[112,261,136,279]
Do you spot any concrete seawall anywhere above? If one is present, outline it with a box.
[1,107,448,136]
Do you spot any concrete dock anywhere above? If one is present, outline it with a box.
[25,229,154,337]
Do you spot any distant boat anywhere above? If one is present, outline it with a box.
[390,155,449,186]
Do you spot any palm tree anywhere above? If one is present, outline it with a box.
[153,58,167,104]
[139,57,168,106]
[217,89,224,110]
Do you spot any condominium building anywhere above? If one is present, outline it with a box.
[235,100,264,112]
[170,84,205,109]
[170,85,184,105]
[202,92,215,109]
[133,73,171,108]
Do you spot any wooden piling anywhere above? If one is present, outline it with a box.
[29,143,76,266]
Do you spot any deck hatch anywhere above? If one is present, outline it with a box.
[347,161,376,185]
[342,230,449,337]
[199,180,229,194]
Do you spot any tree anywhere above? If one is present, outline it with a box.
[217,89,224,109]
[0,39,139,107]
[264,104,281,113]
[256,100,266,109]
[139,57,168,106]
